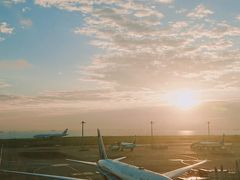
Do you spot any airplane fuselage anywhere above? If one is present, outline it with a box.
[34,133,66,138]
[191,141,232,151]
[120,142,136,151]
[199,141,221,146]
[110,142,136,151]
[34,129,68,138]
[97,159,171,180]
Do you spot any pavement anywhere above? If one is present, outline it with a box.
[0,137,240,180]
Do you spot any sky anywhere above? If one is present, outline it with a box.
[0,0,240,136]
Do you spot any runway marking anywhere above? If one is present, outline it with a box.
[72,172,94,176]
[180,154,198,160]
[33,166,50,173]
[34,164,80,174]
[52,164,69,167]
[66,165,80,172]
[170,155,201,166]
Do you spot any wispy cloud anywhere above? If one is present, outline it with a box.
[2,0,25,6]
[156,0,173,4]
[0,22,14,34]
[0,22,14,42]
[1,0,240,132]
[176,8,187,14]
[0,60,32,70]
[0,80,11,88]
[187,4,213,19]
[20,18,33,28]
[0,87,166,112]
[236,15,240,21]
[35,1,240,101]
[22,6,31,13]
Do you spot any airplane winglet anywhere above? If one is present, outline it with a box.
[164,160,207,179]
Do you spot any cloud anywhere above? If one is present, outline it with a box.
[20,18,33,28]
[0,22,14,42]
[0,80,11,88]
[0,91,240,135]
[171,21,188,29]
[38,90,112,101]
[236,15,240,21]
[0,22,14,34]
[2,0,25,6]
[155,0,173,4]
[22,6,31,12]
[35,0,240,103]
[0,95,17,101]
[34,0,89,12]
[0,87,167,112]
[0,60,32,70]
[0,0,239,134]
[0,37,5,42]
[187,4,213,19]
[176,8,187,14]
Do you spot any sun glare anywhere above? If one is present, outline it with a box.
[167,90,200,110]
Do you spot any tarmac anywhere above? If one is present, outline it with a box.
[0,136,240,179]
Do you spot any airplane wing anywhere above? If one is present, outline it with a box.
[113,156,126,161]
[67,156,126,164]
[66,159,97,166]
[1,169,86,180]
[163,160,207,179]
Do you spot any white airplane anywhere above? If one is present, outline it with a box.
[191,134,232,150]
[33,128,68,139]
[109,136,137,151]
[67,129,207,179]
[1,129,207,180]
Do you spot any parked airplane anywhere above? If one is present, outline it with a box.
[67,129,207,179]
[109,135,137,151]
[191,134,232,150]
[1,129,207,180]
[33,128,68,138]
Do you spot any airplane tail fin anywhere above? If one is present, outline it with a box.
[63,128,68,135]
[97,129,108,160]
[133,135,136,144]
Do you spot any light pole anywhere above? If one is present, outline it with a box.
[208,121,210,137]
[150,121,153,137]
[79,121,89,151]
[150,121,153,148]
[81,121,86,137]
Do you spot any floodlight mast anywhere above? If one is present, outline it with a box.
[82,121,86,137]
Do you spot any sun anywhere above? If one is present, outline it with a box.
[166,90,200,110]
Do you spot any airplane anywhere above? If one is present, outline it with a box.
[33,128,68,138]
[67,129,207,179]
[191,134,232,150]
[1,129,207,180]
[109,135,137,151]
